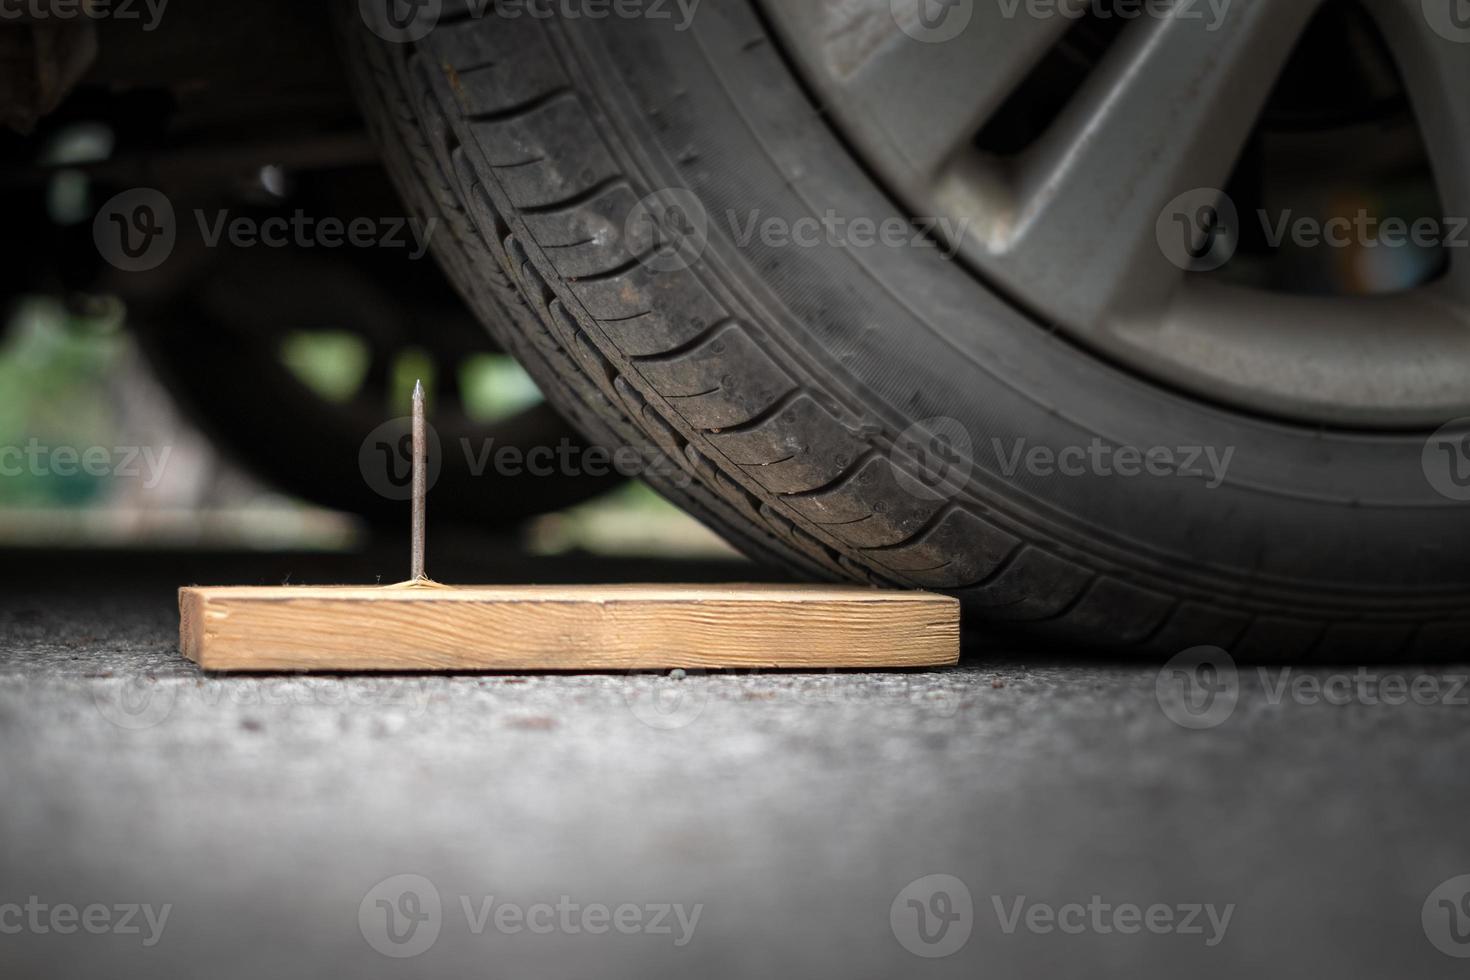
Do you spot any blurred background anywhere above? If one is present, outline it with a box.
[0,290,737,564]
[0,3,744,573]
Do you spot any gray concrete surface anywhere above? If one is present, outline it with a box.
[1,545,1469,979]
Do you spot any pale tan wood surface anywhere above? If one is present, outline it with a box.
[179,583,960,671]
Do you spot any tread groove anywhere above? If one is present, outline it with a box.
[702,389,805,435]
[630,318,737,363]
[518,175,628,215]
[564,249,661,283]
[462,85,575,123]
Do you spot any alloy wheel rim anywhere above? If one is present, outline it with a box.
[759,0,1470,428]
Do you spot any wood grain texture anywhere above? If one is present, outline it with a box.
[178,583,960,671]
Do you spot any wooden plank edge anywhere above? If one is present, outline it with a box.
[178,583,961,672]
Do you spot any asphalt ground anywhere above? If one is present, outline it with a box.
[1,541,1468,979]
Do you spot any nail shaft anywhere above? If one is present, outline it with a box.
[411,380,427,583]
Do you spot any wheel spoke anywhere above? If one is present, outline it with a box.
[1364,0,1470,298]
[847,0,1086,179]
[764,0,1079,182]
[986,0,1323,326]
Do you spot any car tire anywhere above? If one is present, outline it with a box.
[340,0,1470,656]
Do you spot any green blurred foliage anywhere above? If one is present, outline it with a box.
[0,299,128,507]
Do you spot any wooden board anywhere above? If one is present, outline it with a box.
[179,583,960,672]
